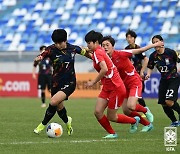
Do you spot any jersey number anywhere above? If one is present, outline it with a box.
[166,89,174,98]
[160,66,168,72]
[65,62,70,68]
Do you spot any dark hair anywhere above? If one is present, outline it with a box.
[101,36,115,47]
[39,45,46,51]
[51,29,67,43]
[85,30,103,43]
[152,35,163,43]
[125,29,137,38]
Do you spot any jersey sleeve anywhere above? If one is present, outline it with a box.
[118,50,133,58]
[94,49,104,64]
[147,54,155,69]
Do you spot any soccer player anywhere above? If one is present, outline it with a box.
[101,36,163,132]
[125,29,148,107]
[85,30,140,139]
[33,29,91,135]
[32,45,52,108]
[145,35,180,127]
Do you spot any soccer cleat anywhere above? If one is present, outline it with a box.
[129,116,140,133]
[140,123,153,132]
[66,116,73,135]
[33,123,45,134]
[102,133,118,139]
[145,107,154,123]
[170,121,180,127]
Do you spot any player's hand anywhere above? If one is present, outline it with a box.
[140,71,145,79]
[85,80,95,88]
[35,55,43,62]
[144,74,150,80]
[32,73,36,79]
[154,41,164,47]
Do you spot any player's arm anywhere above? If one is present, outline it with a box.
[86,61,107,87]
[131,41,164,55]
[32,66,37,79]
[80,47,92,59]
[144,68,153,80]
[140,56,149,79]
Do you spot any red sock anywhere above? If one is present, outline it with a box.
[116,114,136,124]
[129,111,150,126]
[98,115,115,134]
[135,104,147,113]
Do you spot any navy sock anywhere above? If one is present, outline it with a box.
[42,104,57,125]
[41,92,45,103]
[57,107,68,123]
[162,106,177,122]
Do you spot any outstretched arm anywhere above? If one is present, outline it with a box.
[131,41,164,55]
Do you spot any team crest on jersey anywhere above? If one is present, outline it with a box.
[165,58,170,65]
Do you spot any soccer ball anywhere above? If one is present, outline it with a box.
[46,123,63,138]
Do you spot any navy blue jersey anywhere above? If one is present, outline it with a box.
[34,57,52,75]
[38,43,83,88]
[125,44,146,74]
[147,48,179,79]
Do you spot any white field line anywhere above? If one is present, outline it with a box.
[0,138,162,145]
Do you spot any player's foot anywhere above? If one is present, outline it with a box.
[102,133,118,139]
[41,104,46,108]
[140,123,153,132]
[170,121,180,127]
[145,107,154,123]
[66,116,73,135]
[129,116,140,133]
[33,123,45,134]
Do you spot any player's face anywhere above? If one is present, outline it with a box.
[152,38,163,52]
[86,41,95,51]
[126,35,135,45]
[102,40,113,55]
[55,41,67,50]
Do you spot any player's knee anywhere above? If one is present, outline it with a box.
[165,100,174,107]
[94,109,103,119]
[107,114,116,122]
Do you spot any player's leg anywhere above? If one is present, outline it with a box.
[166,77,180,126]
[122,99,152,132]
[138,81,146,107]
[94,97,117,138]
[107,86,140,133]
[34,90,66,134]
[56,82,76,135]
[38,74,46,107]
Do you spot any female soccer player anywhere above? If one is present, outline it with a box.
[101,36,163,132]
[33,29,91,135]
[32,45,52,108]
[85,30,140,139]
[125,29,148,107]
[145,35,180,127]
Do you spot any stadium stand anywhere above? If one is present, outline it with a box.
[0,0,180,52]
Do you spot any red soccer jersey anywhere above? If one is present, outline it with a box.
[111,50,139,80]
[111,50,142,98]
[92,46,123,90]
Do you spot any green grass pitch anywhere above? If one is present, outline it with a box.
[0,98,179,154]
